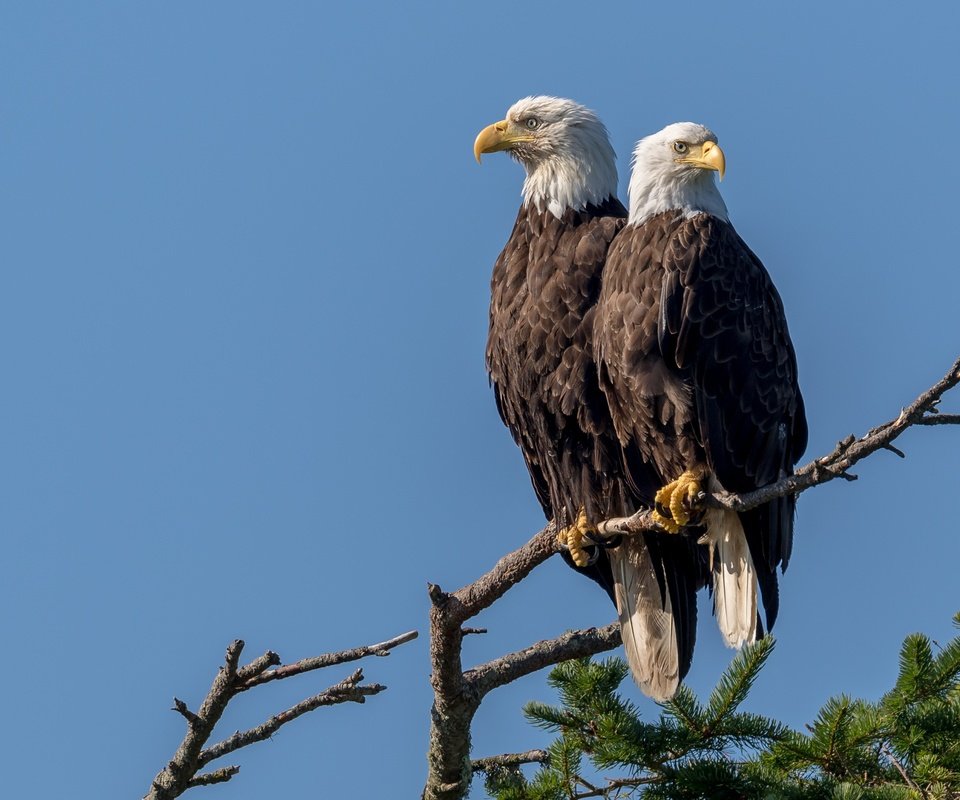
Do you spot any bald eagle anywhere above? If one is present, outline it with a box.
[595,123,807,654]
[476,98,705,699]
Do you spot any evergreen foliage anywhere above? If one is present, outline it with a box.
[485,614,960,799]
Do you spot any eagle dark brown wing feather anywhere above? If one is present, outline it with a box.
[658,216,806,625]
[597,211,807,633]
[596,217,703,493]
[659,217,807,490]
[488,200,708,695]
[487,198,629,527]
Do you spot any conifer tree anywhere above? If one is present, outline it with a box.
[485,614,960,800]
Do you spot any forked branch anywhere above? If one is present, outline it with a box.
[423,533,623,800]
[145,631,416,800]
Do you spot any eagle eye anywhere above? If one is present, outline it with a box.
[525,117,540,130]
[673,141,688,154]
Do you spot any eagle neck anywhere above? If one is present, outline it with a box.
[628,170,729,226]
[522,153,618,220]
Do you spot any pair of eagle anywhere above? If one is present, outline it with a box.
[476,97,807,700]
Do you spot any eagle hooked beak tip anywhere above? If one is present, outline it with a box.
[699,140,726,181]
[474,120,518,164]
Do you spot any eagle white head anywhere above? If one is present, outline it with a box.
[627,122,729,226]
[474,96,619,218]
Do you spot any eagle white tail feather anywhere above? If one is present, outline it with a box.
[609,540,679,701]
[703,507,757,648]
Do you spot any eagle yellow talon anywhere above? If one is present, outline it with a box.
[652,508,682,533]
[653,470,704,533]
[558,508,597,567]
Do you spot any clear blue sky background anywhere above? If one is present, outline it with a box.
[1,2,958,797]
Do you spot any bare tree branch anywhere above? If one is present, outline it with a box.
[442,521,563,625]
[145,631,416,800]
[472,750,551,773]
[571,776,656,799]
[422,355,960,800]
[185,767,240,789]
[600,355,960,536]
[198,668,384,767]
[597,508,667,537]
[915,413,960,426]
[423,523,623,800]
[146,641,253,800]
[709,355,960,512]
[239,630,417,690]
[235,650,281,683]
[468,624,621,698]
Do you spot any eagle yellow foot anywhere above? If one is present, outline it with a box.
[653,470,704,533]
[557,508,597,567]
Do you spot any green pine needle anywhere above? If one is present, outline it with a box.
[498,612,960,800]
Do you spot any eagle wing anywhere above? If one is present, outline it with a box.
[487,202,628,526]
[658,216,807,619]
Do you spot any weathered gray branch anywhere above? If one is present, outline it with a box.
[423,518,623,800]
[468,624,621,697]
[185,767,240,789]
[711,355,960,513]
[472,749,551,773]
[915,413,960,426]
[198,668,383,767]
[239,629,417,690]
[145,631,416,800]
[442,521,564,624]
[146,641,257,800]
[423,355,959,800]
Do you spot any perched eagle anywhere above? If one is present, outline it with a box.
[475,98,705,699]
[595,122,807,654]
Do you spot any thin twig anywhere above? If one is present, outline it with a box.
[573,776,657,799]
[708,355,960,514]
[881,742,926,798]
[240,630,418,690]
[146,631,413,800]
[199,669,384,767]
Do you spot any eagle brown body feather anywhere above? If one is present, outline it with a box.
[487,200,708,696]
[487,198,630,529]
[595,211,808,637]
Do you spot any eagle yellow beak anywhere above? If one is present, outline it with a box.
[679,140,726,180]
[473,120,535,163]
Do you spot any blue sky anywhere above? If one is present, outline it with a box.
[1,2,958,798]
